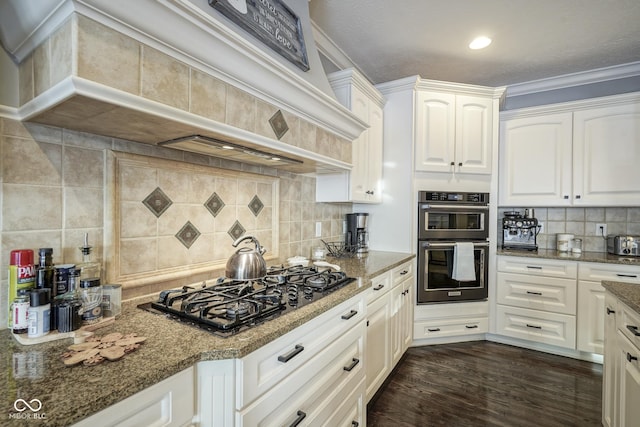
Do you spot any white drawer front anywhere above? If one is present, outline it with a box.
[392,261,414,285]
[579,262,640,283]
[496,305,576,349]
[497,256,577,278]
[367,272,391,304]
[238,293,365,408]
[497,272,577,315]
[414,316,488,340]
[619,302,640,348]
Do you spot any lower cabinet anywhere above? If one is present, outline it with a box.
[603,292,618,427]
[414,301,488,341]
[72,367,196,427]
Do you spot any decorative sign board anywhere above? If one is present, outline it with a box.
[209,0,310,71]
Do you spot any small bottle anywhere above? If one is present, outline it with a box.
[12,289,30,334]
[28,289,51,338]
[35,248,55,289]
[77,233,101,281]
[80,278,103,325]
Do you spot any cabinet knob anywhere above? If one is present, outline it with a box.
[450,162,455,166]
[458,162,462,167]
[606,307,616,315]
[627,353,638,363]
[563,195,569,199]
[627,325,640,337]
[575,195,581,199]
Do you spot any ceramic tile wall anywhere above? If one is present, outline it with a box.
[0,119,349,329]
[498,207,640,251]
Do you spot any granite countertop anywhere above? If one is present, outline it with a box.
[498,248,640,265]
[602,281,640,314]
[1,251,414,426]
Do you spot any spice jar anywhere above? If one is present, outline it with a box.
[28,289,51,338]
[80,278,103,325]
[12,289,30,334]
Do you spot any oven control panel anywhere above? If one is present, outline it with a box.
[419,191,489,204]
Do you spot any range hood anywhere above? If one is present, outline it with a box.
[0,0,366,173]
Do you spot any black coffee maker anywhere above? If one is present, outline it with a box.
[502,210,539,251]
[346,213,369,254]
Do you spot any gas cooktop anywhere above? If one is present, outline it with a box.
[138,265,355,337]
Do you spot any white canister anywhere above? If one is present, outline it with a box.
[557,234,574,252]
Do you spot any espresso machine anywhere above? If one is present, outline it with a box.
[346,213,369,254]
[502,210,540,251]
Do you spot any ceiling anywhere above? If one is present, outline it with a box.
[309,0,640,87]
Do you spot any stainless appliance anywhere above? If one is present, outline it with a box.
[139,265,355,337]
[417,191,489,304]
[346,213,369,254]
[502,211,540,251]
[225,235,267,280]
[607,235,640,256]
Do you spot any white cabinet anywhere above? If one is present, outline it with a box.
[317,69,384,203]
[415,90,494,174]
[603,292,618,427]
[499,93,640,207]
[414,301,488,342]
[73,367,195,427]
[390,262,414,366]
[496,256,577,350]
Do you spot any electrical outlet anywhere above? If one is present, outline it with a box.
[315,221,322,237]
[596,223,607,237]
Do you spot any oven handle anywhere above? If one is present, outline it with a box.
[420,204,488,210]
[420,241,489,248]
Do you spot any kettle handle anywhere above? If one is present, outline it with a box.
[232,235,266,254]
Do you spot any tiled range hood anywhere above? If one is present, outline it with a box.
[0,0,365,173]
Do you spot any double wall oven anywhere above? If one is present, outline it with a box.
[417,191,490,304]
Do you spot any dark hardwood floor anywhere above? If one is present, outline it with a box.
[367,341,602,427]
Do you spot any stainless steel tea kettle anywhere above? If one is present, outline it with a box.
[225,235,267,280]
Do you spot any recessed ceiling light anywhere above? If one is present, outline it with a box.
[469,36,492,50]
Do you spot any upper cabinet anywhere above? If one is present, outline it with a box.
[499,93,640,207]
[415,90,496,175]
[317,69,385,203]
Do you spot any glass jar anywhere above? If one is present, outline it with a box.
[101,284,122,318]
[572,238,583,254]
[80,278,103,325]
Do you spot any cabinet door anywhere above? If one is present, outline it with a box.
[415,91,456,172]
[456,95,493,174]
[401,280,414,354]
[499,112,573,206]
[603,293,618,427]
[365,291,391,402]
[363,101,383,203]
[618,331,640,427]
[350,85,373,203]
[573,102,640,206]
[577,281,605,354]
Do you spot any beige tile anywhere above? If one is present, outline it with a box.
[191,69,226,122]
[50,18,73,85]
[255,100,279,139]
[237,180,257,205]
[190,205,215,234]
[257,182,273,206]
[64,186,104,228]
[119,164,158,202]
[157,204,191,236]
[2,137,62,185]
[18,55,34,106]
[24,123,64,144]
[77,16,140,94]
[256,207,272,230]
[120,202,157,238]
[237,205,257,232]
[191,173,218,203]
[298,120,316,152]
[302,201,314,222]
[3,184,62,231]
[158,169,192,203]
[279,111,300,146]
[119,238,157,275]
[63,129,112,150]
[290,200,303,222]
[188,233,215,265]
[290,221,302,242]
[33,39,51,96]
[214,204,237,234]
[157,236,190,269]
[279,200,290,222]
[216,177,238,205]
[605,207,627,222]
[226,86,255,132]
[63,146,104,187]
[212,231,231,262]
[141,46,189,110]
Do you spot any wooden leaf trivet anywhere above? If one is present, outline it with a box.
[62,333,146,366]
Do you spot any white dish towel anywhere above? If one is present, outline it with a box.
[452,242,476,282]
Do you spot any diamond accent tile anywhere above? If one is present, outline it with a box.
[248,195,264,217]
[204,192,225,217]
[228,220,246,240]
[175,221,201,249]
[142,187,173,218]
[269,109,289,140]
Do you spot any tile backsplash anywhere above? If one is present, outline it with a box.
[498,207,640,251]
[0,119,350,329]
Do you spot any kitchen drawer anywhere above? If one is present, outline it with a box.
[619,301,640,349]
[497,256,577,279]
[414,316,488,340]
[579,262,640,283]
[496,305,576,349]
[497,272,577,315]
[392,261,414,286]
[367,271,391,304]
[237,321,365,426]
[238,293,365,408]
[311,377,365,427]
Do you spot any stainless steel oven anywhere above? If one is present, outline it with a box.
[417,191,490,304]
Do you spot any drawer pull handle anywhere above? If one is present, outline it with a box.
[526,324,542,330]
[373,284,385,291]
[465,325,478,329]
[352,422,359,427]
[278,345,304,363]
[428,328,441,332]
[526,291,543,296]
[627,353,638,363]
[343,357,360,372]
[341,310,358,320]
[626,325,640,337]
[526,266,543,270]
[289,410,306,427]
[400,270,409,275]
[617,274,638,278]
[607,307,616,315]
